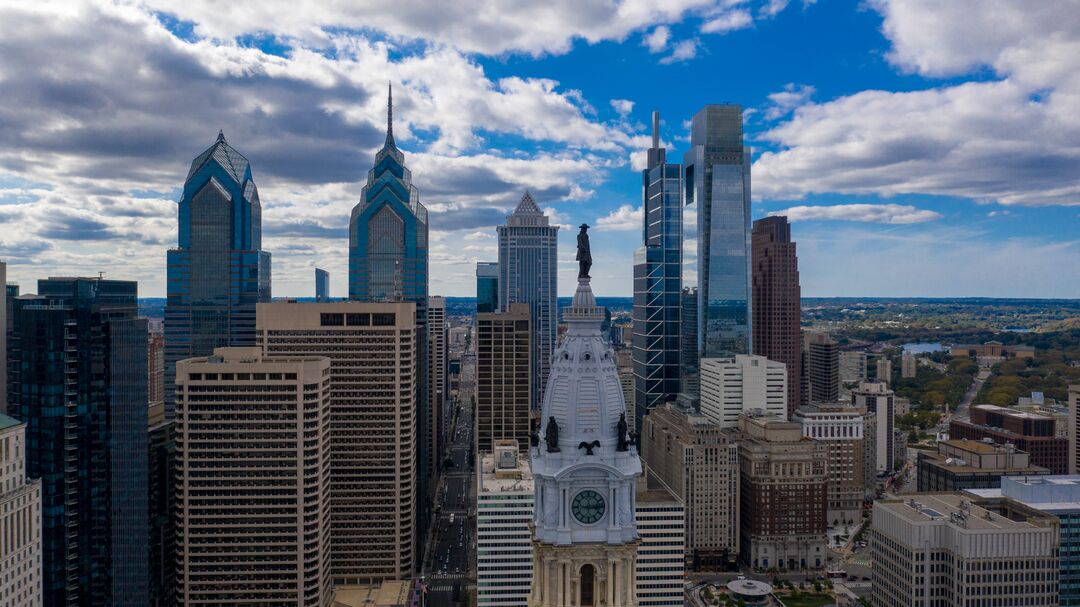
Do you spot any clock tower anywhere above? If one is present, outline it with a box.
[529,237,642,607]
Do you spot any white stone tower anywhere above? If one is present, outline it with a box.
[529,263,642,607]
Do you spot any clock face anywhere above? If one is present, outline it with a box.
[571,490,606,525]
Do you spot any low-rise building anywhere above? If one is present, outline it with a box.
[331,580,421,607]
[917,439,1049,492]
[951,404,1068,473]
[950,341,1035,360]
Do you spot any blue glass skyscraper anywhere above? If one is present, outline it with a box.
[632,111,683,429]
[476,261,499,314]
[316,267,330,301]
[164,131,271,419]
[684,105,752,360]
[9,277,148,606]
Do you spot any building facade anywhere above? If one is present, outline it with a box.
[148,329,165,409]
[428,296,447,476]
[901,351,916,378]
[804,332,839,403]
[477,442,535,607]
[147,407,175,607]
[952,404,1068,474]
[476,303,532,454]
[632,111,683,430]
[0,413,42,607]
[1068,386,1079,474]
[641,404,739,569]
[165,132,271,420]
[633,476,685,607]
[917,439,1049,492]
[9,278,149,606]
[793,403,867,524]
[316,267,330,301]
[257,301,417,583]
[699,355,787,429]
[838,351,867,392]
[871,494,1059,607]
[750,216,801,415]
[684,105,752,359]
[175,348,332,606]
[476,262,499,314]
[680,286,699,399]
[498,192,558,410]
[875,356,892,385]
[852,381,896,473]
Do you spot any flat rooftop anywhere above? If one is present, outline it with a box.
[877,493,1046,530]
[478,451,533,493]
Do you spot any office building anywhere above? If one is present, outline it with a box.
[498,192,558,409]
[736,414,828,570]
[257,301,417,583]
[875,356,892,385]
[316,267,330,301]
[348,86,432,534]
[0,413,41,607]
[917,439,1049,492]
[684,105,752,359]
[147,405,174,607]
[428,296,447,475]
[633,474,686,607]
[751,216,801,415]
[615,348,635,423]
[175,348,332,606]
[1068,386,1080,474]
[148,330,165,409]
[951,404,1068,473]
[862,413,879,488]
[0,262,5,413]
[641,404,739,568]
[9,278,148,606]
[165,131,271,420]
[804,332,839,403]
[632,111,683,430]
[476,441,534,607]
[476,261,499,314]
[680,286,699,398]
[699,355,787,429]
[838,351,867,387]
[965,475,1080,606]
[852,381,896,473]
[476,303,532,454]
[793,403,867,524]
[870,494,1059,607]
[900,351,916,378]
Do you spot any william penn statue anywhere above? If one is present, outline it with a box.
[576,224,592,279]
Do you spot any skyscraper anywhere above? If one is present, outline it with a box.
[851,381,895,473]
[751,216,801,414]
[680,286,699,399]
[804,332,839,403]
[632,111,683,430]
[316,267,330,301]
[0,413,42,607]
[476,303,531,453]
[793,403,867,524]
[148,329,165,409]
[497,192,558,409]
[428,295,447,475]
[348,84,431,536]
[684,105,752,360]
[175,348,332,606]
[10,277,149,606]
[165,131,271,420]
[0,261,6,414]
[476,261,499,314]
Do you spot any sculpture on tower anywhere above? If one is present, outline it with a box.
[616,413,629,452]
[576,224,592,279]
[545,416,560,452]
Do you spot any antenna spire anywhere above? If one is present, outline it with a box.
[385,81,395,147]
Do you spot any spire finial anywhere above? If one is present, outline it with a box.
[385,81,395,147]
[217,129,225,143]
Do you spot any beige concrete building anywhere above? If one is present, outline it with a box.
[641,404,739,569]
[736,414,828,571]
[1070,385,1080,474]
[793,403,867,524]
[0,413,41,607]
[852,381,896,472]
[175,348,332,606]
[875,356,892,385]
[258,301,418,583]
[900,351,916,379]
[428,296,447,481]
[476,303,532,454]
[871,494,1059,607]
[700,355,787,429]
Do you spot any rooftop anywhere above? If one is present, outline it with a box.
[0,413,24,431]
[332,581,415,607]
[972,404,1054,421]
[478,449,533,494]
[876,493,1053,530]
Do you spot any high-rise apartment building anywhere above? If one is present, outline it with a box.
[699,355,787,428]
[428,296,447,475]
[498,192,558,409]
[641,404,739,568]
[348,86,432,536]
[751,216,801,415]
[851,381,896,473]
[952,404,1068,473]
[793,403,867,524]
[680,286,699,398]
[838,351,867,389]
[804,332,838,403]
[165,131,271,420]
[175,348,332,606]
[632,111,683,430]
[476,303,531,454]
[900,351,916,378]
[10,278,149,606]
[684,105,751,359]
[736,414,828,570]
[875,356,892,385]
[316,267,330,301]
[871,494,1059,607]
[257,301,417,583]
[0,413,41,607]
[476,442,534,607]
[476,262,499,314]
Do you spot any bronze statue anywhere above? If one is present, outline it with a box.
[578,440,601,455]
[545,416,561,452]
[576,224,592,279]
[628,430,639,448]
[616,413,629,452]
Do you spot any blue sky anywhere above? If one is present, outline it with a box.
[0,0,1078,298]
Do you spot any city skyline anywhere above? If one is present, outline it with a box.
[1,1,1079,299]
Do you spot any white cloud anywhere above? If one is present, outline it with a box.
[463,231,494,240]
[611,99,635,117]
[770,203,942,224]
[595,204,643,231]
[660,38,701,64]
[700,9,753,33]
[762,83,815,120]
[643,25,671,53]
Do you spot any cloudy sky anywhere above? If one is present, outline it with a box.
[1,0,1079,298]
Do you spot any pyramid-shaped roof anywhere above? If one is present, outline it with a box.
[186,131,250,185]
[512,191,543,216]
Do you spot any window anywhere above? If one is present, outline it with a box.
[321,313,344,326]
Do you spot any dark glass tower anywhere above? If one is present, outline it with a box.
[164,131,271,420]
[9,277,148,606]
[684,105,751,360]
[632,111,683,429]
[752,216,802,415]
[476,261,499,314]
[348,84,432,538]
[315,267,330,301]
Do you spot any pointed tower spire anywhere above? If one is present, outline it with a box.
[385,81,395,148]
[217,129,226,143]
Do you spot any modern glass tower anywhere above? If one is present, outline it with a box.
[476,261,499,314]
[164,131,271,420]
[9,277,149,607]
[348,84,432,537]
[497,192,558,409]
[683,105,752,360]
[632,111,683,430]
[315,267,330,301]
